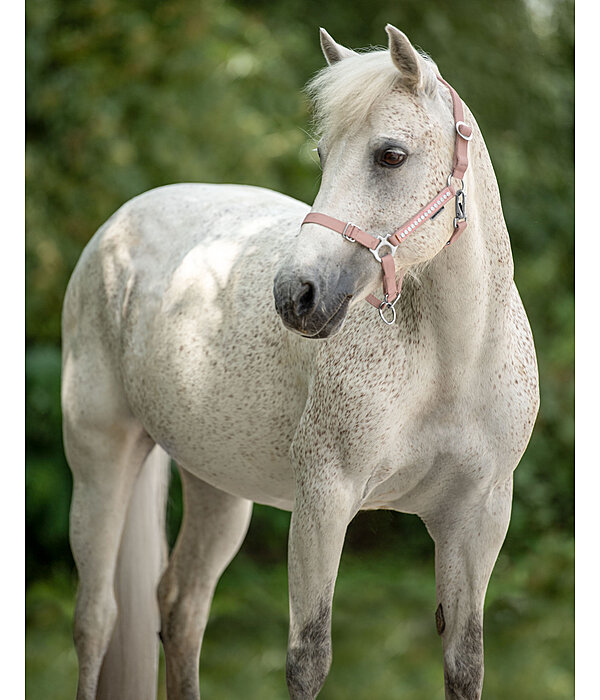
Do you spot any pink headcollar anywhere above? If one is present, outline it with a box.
[301,75,472,324]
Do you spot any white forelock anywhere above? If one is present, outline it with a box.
[306,47,439,138]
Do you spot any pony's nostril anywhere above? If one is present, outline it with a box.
[294,281,318,318]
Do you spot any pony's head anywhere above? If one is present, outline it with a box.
[274,25,465,338]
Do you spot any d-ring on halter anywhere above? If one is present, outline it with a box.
[301,75,472,323]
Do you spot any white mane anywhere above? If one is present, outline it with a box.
[306,48,439,138]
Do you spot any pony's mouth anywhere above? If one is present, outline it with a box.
[291,295,351,339]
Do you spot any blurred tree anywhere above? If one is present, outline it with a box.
[25,0,573,581]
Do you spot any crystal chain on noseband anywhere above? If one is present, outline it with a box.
[301,74,472,323]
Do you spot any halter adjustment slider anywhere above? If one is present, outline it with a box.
[341,222,358,242]
[456,121,473,141]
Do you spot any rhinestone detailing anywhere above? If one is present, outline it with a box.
[392,187,453,242]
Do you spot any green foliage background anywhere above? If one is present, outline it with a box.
[25,0,573,696]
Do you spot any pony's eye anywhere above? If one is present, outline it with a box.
[380,150,407,168]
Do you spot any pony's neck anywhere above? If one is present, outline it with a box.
[412,139,514,367]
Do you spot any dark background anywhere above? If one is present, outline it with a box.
[25,1,573,697]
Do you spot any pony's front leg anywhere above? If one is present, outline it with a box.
[426,476,513,700]
[286,471,359,700]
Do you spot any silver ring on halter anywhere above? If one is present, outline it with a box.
[378,294,399,325]
[456,121,473,140]
[447,174,465,191]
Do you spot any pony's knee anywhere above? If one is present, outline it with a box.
[286,607,332,699]
[443,615,484,700]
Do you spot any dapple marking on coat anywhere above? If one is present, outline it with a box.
[61,25,539,700]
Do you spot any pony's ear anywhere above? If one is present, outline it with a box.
[385,24,424,93]
[319,28,356,65]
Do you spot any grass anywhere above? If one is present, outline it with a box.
[25,532,573,699]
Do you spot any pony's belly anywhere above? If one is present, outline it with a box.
[170,441,296,510]
[126,360,303,508]
[123,323,308,510]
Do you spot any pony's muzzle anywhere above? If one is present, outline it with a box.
[273,270,350,338]
[273,272,320,332]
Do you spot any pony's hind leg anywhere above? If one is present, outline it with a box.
[63,343,156,699]
[425,476,513,700]
[158,467,253,700]
[69,429,155,700]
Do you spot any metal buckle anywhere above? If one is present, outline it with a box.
[456,121,473,141]
[378,294,400,325]
[341,222,357,242]
[370,236,397,263]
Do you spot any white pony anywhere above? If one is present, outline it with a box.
[61,25,539,700]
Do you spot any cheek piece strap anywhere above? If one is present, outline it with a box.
[301,75,472,325]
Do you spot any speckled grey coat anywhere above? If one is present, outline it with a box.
[62,26,539,700]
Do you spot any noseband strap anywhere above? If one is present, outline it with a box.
[301,75,472,322]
